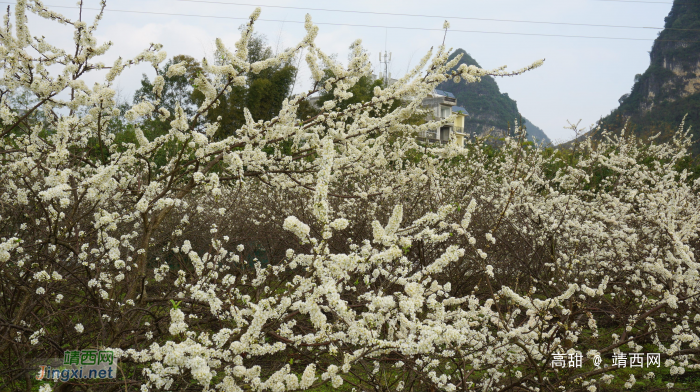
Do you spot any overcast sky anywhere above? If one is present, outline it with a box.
[17,0,674,143]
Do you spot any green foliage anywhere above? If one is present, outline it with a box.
[131,34,297,143]
[192,33,297,140]
[663,1,700,47]
[135,54,203,137]
[316,72,383,112]
[137,55,202,110]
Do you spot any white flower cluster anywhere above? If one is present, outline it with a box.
[168,308,188,335]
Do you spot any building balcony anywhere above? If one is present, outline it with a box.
[418,130,437,140]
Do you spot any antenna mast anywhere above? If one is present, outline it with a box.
[378,28,392,86]
[379,50,392,86]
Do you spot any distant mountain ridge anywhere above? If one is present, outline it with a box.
[438,49,551,144]
[598,0,700,154]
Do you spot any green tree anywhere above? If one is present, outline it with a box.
[317,72,382,111]
[314,44,425,129]
[192,32,297,140]
[133,54,203,139]
[315,44,384,114]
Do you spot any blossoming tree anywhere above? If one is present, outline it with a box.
[1,1,699,392]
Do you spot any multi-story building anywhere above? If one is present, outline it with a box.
[308,83,469,145]
[418,89,469,145]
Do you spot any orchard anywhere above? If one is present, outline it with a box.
[0,1,699,391]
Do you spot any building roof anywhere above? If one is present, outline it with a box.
[433,89,455,99]
[452,106,469,115]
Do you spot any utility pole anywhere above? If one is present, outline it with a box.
[379,50,392,87]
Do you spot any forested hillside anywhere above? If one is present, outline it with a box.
[598,0,700,154]
[438,49,552,144]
